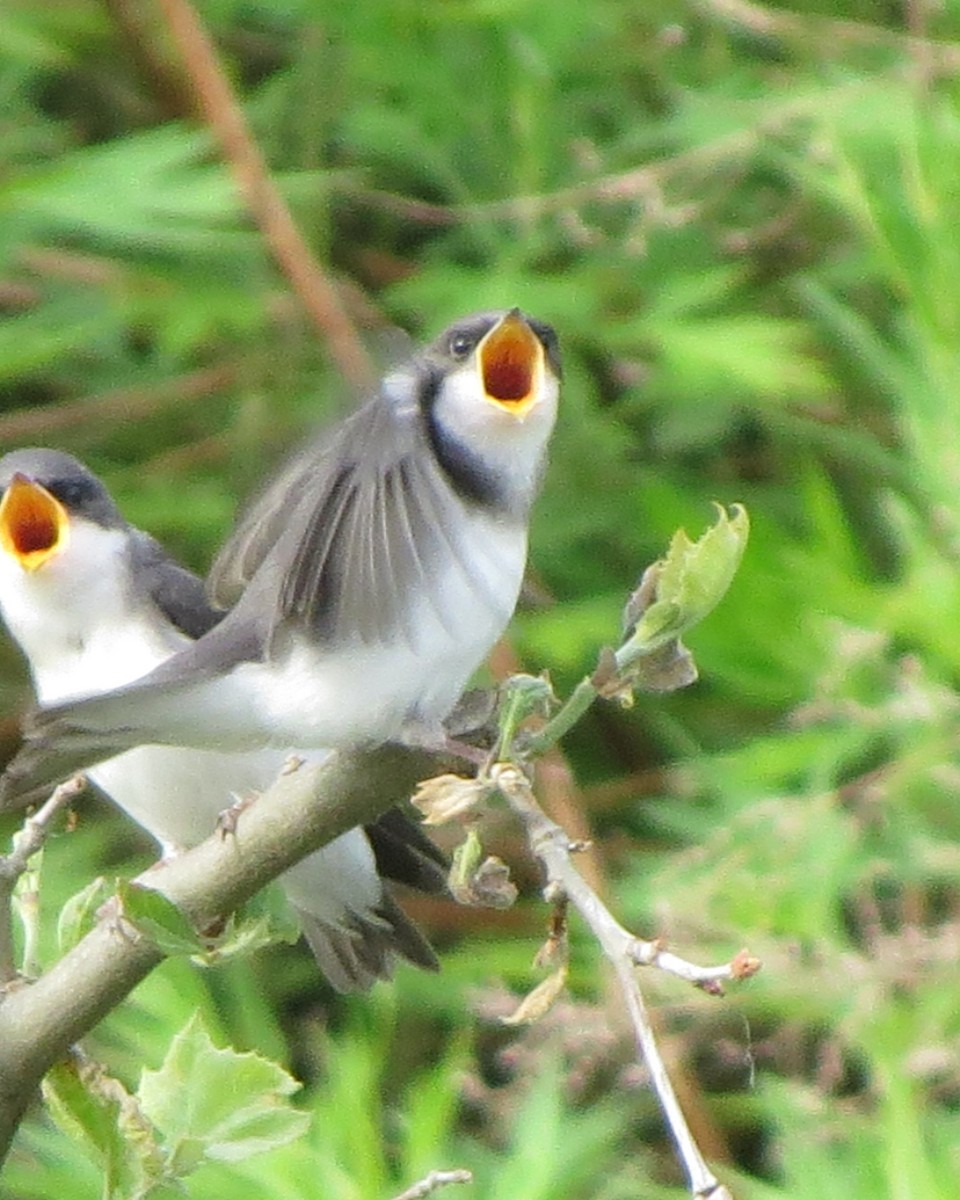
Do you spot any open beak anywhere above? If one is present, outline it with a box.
[0,474,69,571]
[478,309,544,417]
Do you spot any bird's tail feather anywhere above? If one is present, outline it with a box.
[365,807,449,895]
[295,892,439,992]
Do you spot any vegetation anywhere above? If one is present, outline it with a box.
[3,0,960,1196]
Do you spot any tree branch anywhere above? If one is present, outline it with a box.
[0,743,434,1167]
[492,764,753,1200]
[0,363,236,445]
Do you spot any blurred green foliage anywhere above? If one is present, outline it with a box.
[4,0,960,1196]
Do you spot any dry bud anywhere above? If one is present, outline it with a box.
[412,774,490,826]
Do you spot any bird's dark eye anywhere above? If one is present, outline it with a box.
[449,332,475,360]
[47,478,95,508]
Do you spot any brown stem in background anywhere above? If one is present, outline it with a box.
[103,0,196,119]
[154,0,375,391]
[0,365,236,444]
[701,0,960,72]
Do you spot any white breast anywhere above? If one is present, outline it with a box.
[250,509,527,747]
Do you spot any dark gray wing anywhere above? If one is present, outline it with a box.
[207,441,320,609]
[0,603,266,812]
[227,385,503,652]
[128,531,224,640]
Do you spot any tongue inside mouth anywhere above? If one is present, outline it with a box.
[481,316,539,405]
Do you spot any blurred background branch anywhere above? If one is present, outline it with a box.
[155,0,374,389]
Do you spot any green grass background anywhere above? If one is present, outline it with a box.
[3,0,960,1196]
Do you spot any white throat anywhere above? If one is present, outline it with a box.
[0,520,186,704]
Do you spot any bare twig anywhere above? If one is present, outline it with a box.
[155,0,375,390]
[389,1169,473,1200]
[348,79,887,238]
[0,777,87,987]
[492,764,751,1200]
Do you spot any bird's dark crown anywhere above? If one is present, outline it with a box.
[0,448,125,530]
[421,309,562,380]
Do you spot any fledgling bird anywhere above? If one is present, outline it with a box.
[1,309,561,812]
[0,448,446,990]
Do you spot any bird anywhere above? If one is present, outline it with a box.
[1,308,561,813]
[0,447,447,991]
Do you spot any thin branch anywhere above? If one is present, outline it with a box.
[492,764,753,1200]
[389,1169,473,1200]
[0,778,87,986]
[700,0,960,74]
[348,80,878,235]
[0,365,236,444]
[155,0,375,391]
[487,638,606,896]
[0,744,434,1167]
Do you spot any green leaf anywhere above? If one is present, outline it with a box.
[116,880,205,957]
[497,671,557,755]
[57,875,112,954]
[200,886,302,964]
[43,1053,164,1200]
[138,1014,309,1174]
[624,503,750,659]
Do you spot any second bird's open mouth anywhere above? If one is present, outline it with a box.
[0,475,68,569]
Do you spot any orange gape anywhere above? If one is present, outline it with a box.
[480,310,542,412]
[0,475,68,569]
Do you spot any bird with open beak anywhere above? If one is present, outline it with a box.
[0,310,562,831]
[0,448,446,990]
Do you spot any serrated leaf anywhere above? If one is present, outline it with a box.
[43,1053,164,1200]
[199,886,302,964]
[139,1014,309,1172]
[117,880,205,957]
[625,503,749,658]
[58,875,112,954]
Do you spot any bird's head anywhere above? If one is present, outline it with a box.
[414,309,562,508]
[0,449,125,576]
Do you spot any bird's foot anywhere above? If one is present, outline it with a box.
[216,791,257,839]
[399,719,487,767]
